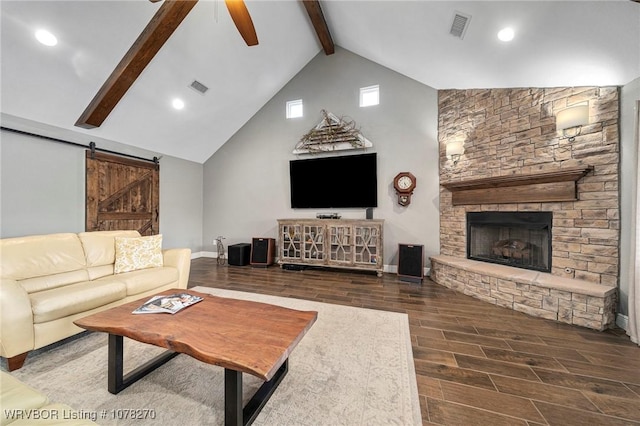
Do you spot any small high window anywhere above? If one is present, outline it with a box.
[359,85,379,107]
[286,99,303,118]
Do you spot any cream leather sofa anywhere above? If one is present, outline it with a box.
[0,230,191,371]
[1,371,96,425]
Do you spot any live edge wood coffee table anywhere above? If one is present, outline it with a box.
[74,289,317,426]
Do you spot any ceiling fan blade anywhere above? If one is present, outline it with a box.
[225,0,258,46]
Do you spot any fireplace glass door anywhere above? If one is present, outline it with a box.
[466,212,552,272]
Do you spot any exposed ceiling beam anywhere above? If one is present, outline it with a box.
[75,0,198,129]
[301,0,334,55]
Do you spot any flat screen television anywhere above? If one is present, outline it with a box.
[289,153,377,209]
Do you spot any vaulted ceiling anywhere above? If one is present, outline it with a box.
[1,1,639,163]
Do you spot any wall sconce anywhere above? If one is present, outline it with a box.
[446,140,464,165]
[556,103,589,142]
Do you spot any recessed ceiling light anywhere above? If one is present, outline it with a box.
[172,98,185,110]
[497,27,515,42]
[35,29,57,46]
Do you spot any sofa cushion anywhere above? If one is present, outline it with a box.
[0,371,49,426]
[96,267,178,296]
[78,230,141,268]
[29,281,127,324]
[0,234,86,281]
[85,264,114,281]
[114,235,163,274]
[19,270,90,294]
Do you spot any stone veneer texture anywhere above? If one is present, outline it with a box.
[430,256,617,330]
[438,87,620,287]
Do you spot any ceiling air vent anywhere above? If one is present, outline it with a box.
[450,11,471,39]
[189,80,209,95]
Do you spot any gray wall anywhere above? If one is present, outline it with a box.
[203,47,440,269]
[0,114,204,251]
[619,77,640,318]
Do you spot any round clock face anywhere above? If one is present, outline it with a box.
[397,176,413,190]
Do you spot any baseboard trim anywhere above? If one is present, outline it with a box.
[616,313,629,331]
[190,255,432,278]
[192,251,218,259]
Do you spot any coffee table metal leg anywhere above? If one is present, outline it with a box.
[106,333,288,425]
[225,368,243,426]
[224,359,289,426]
[107,334,179,394]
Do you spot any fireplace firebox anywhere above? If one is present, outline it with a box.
[466,212,552,272]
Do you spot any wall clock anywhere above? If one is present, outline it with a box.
[393,172,416,206]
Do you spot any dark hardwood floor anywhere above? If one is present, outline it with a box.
[188,258,640,425]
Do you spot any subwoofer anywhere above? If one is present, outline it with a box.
[250,238,275,267]
[398,244,424,283]
[228,243,251,266]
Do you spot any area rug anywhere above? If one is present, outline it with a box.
[9,287,421,425]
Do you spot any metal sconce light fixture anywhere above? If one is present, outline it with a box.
[556,103,589,142]
[446,140,464,165]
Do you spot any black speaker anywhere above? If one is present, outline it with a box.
[398,244,424,283]
[251,238,275,267]
[228,243,251,266]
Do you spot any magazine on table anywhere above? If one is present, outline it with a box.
[132,292,203,314]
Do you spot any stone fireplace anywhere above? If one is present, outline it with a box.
[430,86,619,330]
[467,211,552,273]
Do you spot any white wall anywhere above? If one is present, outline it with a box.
[620,77,640,319]
[203,47,440,269]
[0,114,204,251]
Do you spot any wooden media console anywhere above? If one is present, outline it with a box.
[277,219,384,276]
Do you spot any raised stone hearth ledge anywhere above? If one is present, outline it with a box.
[430,255,617,330]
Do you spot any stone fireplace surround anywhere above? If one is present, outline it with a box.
[431,87,619,330]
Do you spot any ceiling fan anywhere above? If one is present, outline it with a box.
[75,0,333,130]
[150,0,258,46]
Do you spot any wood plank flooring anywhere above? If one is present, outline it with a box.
[188,258,640,425]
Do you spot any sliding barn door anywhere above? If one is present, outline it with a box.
[86,151,159,235]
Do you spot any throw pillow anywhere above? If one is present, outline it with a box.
[114,234,163,274]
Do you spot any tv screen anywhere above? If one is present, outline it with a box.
[289,153,378,209]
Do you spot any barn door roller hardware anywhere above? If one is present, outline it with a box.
[1,127,159,164]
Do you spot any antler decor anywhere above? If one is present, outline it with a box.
[294,110,372,154]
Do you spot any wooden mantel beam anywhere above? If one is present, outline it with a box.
[75,0,198,129]
[301,0,334,55]
[440,166,594,205]
[440,167,594,191]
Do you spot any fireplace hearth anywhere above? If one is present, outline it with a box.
[466,212,552,272]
